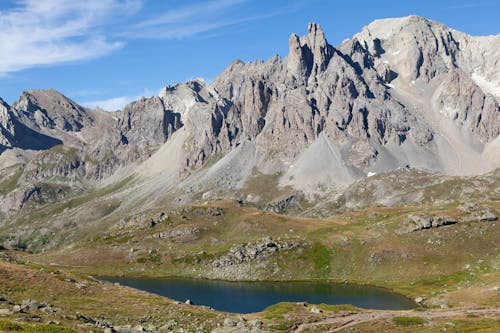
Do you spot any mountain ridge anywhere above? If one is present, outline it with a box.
[0,15,498,213]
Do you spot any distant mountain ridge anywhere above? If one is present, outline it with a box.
[0,15,498,210]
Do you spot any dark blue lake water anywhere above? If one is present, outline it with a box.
[100,277,416,313]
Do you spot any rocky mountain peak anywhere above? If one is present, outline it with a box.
[286,22,334,78]
[0,98,10,127]
[347,15,499,143]
[306,22,328,53]
[12,89,93,133]
[0,97,9,108]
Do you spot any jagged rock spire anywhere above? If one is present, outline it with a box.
[286,33,310,77]
[287,22,333,78]
[0,98,10,128]
[306,23,331,71]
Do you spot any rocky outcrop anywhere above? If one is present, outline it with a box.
[265,195,296,213]
[207,237,302,280]
[0,182,69,213]
[401,214,457,233]
[191,207,225,217]
[458,203,498,222]
[153,226,200,242]
[212,237,300,268]
[399,204,498,233]
[212,318,271,333]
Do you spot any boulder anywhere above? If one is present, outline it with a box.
[414,296,425,304]
[310,306,322,314]
[223,318,238,327]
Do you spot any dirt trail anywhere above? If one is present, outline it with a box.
[294,307,500,332]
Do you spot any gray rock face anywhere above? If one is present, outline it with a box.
[210,21,430,165]
[197,16,498,195]
[118,96,183,147]
[349,15,499,143]
[0,183,67,212]
[0,98,15,150]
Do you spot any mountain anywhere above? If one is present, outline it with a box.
[0,15,499,229]
[122,16,498,198]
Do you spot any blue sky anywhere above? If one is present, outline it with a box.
[0,0,499,110]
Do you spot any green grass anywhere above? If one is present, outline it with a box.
[263,302,296,319]
[238,170,291,204]
[310,243,331,277]
[57,177,132,213]
[277,216,288,223]
[0,320,77,333]
[18,176,133,226]
[317,304,360,313]
[0,171,22,195]
[437,319,500,333]
[392,316,426,327]
[268,322,294,331]
[97,234,133,245]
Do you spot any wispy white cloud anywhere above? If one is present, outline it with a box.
[0,0,297,75]
[82,88,155,111]
[131,14,276,40]
[0,0,141,74]
[136,0,248,28]
[125,0,277,40]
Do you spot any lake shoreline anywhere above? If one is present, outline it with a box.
[96,275,417,313]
